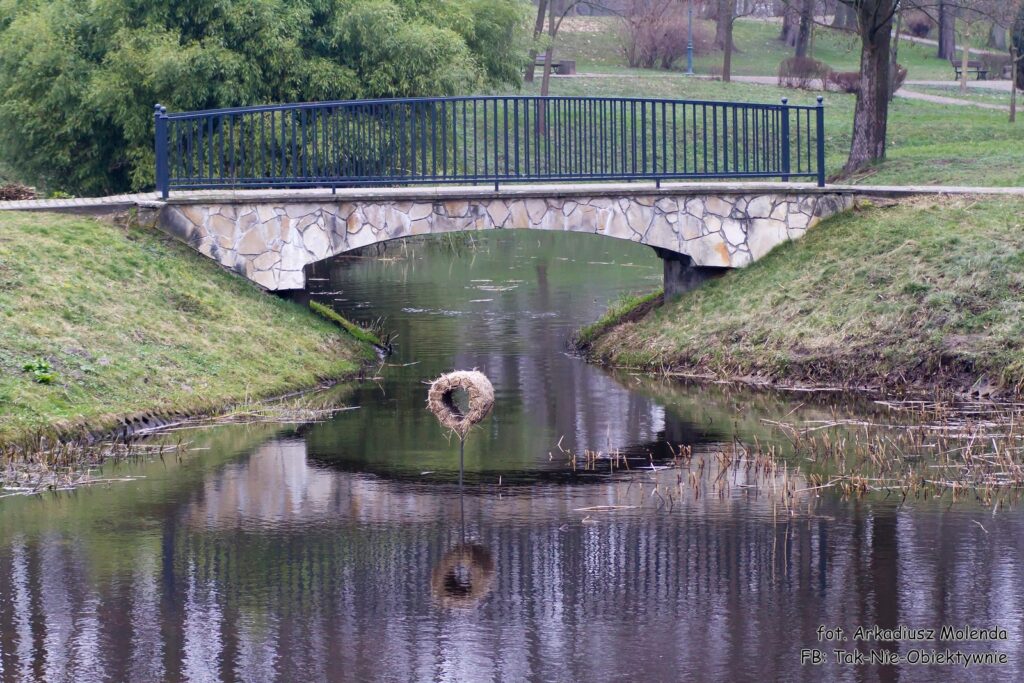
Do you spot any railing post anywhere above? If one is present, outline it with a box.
[780,97,790,183]
[154,104,169,199]
[816,96,826,187]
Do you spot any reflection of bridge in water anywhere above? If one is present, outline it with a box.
[1,437,1022,681]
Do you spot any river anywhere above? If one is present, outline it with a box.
[1,231,1022,682]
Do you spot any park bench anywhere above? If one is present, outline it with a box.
[535,59,576,76]
[950,59,988,80]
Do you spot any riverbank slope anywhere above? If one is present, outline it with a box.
[0,211,374,445]
[579,197,1024,396]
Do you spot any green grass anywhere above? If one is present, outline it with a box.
[582,197,1024,394]
[555,17,975,82]
[0,211,375,445]
[575,289,662,350]
[310,300,383,347]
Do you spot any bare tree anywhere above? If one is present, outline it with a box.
[832,0,858,30]
[525,0,551,83]
[794,0,815,57]
[779,0,1009,176]
[717,0,758,80]
[938,1,956,60]
[839,0,898,174]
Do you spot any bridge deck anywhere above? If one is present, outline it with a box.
[2,182,1023,214]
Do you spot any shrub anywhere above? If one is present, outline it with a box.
[0,183,35,201]
[620,0,710,70]
[903,10,933,39]
[826,70,860,93]
[825,64,907,95]
[778,56,832,90]
[0,0,529,196]
[980,54,1012,80]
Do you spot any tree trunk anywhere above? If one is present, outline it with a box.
[525,0,549,83]
[722,3,736,82]
[780,3,799,47]
[844,0,896,176]
[715,0,731,49]
[889,10,902,102]
[540,0,557,98]
[832,2,857,31]
[960,24,971,94]
[795,0,814,58]
[938,2,956,61]
[988,23,1007,51]
[1011,47,1018,124]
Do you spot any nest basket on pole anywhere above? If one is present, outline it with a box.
[427,371,494,440]
[427,370,494,485]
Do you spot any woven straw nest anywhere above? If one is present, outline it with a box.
[427,370,494,439]
[429,543,495,609]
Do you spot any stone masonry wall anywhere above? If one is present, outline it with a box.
[159,192,855,290]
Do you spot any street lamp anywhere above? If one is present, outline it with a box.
[685,0,694,75]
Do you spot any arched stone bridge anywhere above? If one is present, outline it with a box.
[157,183,855,295]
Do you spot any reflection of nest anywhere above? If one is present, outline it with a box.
[430,544,496,609]
[427,371,494,438]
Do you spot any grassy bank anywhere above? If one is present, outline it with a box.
[0,211,375,445]
[580,197,1024,395]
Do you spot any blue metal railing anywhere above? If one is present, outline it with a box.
[154,95,826,198]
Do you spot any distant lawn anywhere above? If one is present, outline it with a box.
[512,72,1024,187]
[555,16,993,83]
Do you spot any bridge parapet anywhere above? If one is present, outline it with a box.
[158,185,854,290]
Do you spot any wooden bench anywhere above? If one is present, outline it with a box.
[951,59,988,80]
[535,59,576,76]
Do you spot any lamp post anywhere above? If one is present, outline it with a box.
[685,1,694,75]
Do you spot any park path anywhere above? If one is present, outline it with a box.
[895,87,1009,111]
[556,72,1013,113]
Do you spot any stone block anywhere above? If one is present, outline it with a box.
[747,218,789,259]
[704,196,731,217]
[746,195,773,218]
[252,250,280,272]
[525,198,547,224]
[687,233,732,268]
[625,203,651,235]
[237,229,268,256]
[487,200,510,226]
[278,270,305,290]
[722,218,746,247]
[645,215,678,251]
[409,203,432,221]
[304,226,331,260]
[251,268,278,289]
[680,213,703,241]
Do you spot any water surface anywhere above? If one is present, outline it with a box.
[1,231,1022,682]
